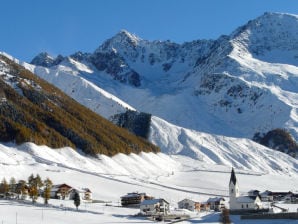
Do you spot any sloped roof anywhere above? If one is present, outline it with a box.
[236,196,259,203]
[248,190,260,193]
[178,198,197,204]
[52,183,72,189]
[207,197,225,203]
[121,192,143,198]
[140,198,169,205]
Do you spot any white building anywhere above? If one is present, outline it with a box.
[229,168,263,212]
[140,198,169,215]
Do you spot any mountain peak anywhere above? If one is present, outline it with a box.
[117,29,140,39]
[259,11,298,20]
[97,30,141,53]
[30,52,54,66]
[31,52,65,67]
[232,11,298,37]
[230,11,298,60]
[114,29,141,43]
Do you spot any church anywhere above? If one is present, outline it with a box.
[229,168,263,212]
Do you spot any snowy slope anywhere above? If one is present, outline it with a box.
[17,56,297,172]
[24,60,135,119]
[150,116,298,174]
[0,142,297,199]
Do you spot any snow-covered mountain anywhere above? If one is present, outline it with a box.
[25,12,298,163]
[29,13,298,145]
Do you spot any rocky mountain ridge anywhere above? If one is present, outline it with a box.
[28,12,298,157]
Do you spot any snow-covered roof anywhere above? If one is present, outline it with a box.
[236,196,258,203]
[248,190,260,193]
[140,199,169,205]
[178,198,197,204]
[121,192,147,198]
[52,183,72,189]
[207,197,225,203]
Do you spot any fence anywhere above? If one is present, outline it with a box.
[241,212,298,220]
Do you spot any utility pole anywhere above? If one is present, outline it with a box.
[42,207,44,222]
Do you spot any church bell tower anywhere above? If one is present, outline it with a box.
[229,168,239,209]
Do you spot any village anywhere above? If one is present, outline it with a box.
[0,169,297,223]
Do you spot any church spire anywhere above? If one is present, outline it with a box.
[229,167,237,185]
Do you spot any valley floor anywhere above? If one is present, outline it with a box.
[0,143,297,223]
[0,199,297,224]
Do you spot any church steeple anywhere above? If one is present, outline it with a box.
[229,167,239,200]
[229,167,237,185]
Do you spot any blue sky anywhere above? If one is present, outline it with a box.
[1,0,298,62]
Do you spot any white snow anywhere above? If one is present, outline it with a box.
[23,62,135,119]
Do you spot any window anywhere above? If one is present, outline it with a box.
[246,204,248,208]
[231,189,234,193]
[241,204,244,209]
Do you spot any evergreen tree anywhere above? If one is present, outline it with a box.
[28,174,38,203]
[35,174,43,192]
[73,191,80,210]
[0,178,9,195]
[43,178,52,205]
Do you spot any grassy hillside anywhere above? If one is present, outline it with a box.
[0,55,159,156]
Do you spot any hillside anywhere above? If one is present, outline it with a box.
[0,54,159,156]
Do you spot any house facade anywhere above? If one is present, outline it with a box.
[229,168,263,212]
[140,198,170,215]
[50,183,92,201]
[207,197,225,211]
[178,198,200,211]
[50,183,72,199]
[68,188,92,201]
[121,192,153,207]
[200,202,211,212]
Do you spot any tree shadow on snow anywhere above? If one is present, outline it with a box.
[111,214,150,223]
[189,213,221,223]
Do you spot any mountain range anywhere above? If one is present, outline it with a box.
[26,12,297,156]
[0,12,297,173]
